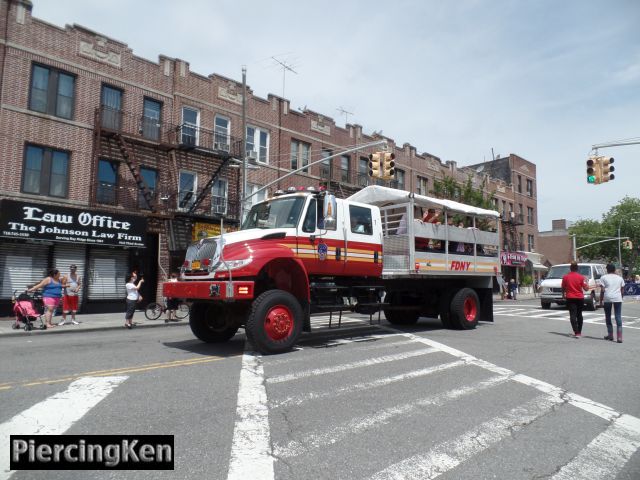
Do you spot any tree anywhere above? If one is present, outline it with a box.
[431,175,495,211]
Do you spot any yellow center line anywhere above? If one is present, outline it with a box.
[2,354,241,390]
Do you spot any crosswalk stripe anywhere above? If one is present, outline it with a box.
[227,347,274,480]
[267,348,437,384]
[0,376,127,479]
[273,374,509,459]
[551,414,640,480]
[369,394,564,480]
[271,360,466,409]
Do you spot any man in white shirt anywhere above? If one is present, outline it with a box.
[599,263,625,343]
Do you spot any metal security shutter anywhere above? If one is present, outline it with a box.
[0,243,49,299]
[53,244,86,307]
[87,248,128,300]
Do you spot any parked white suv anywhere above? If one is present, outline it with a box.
[539,263,606,310]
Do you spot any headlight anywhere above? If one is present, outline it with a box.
[214,258,253,271]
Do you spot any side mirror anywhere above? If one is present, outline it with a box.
[322,194,337,230]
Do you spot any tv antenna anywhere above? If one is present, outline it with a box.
[337,106,354,126]
[272,56,298,99]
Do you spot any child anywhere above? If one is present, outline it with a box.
[165,272,179,323]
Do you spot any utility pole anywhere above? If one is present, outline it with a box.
[240,66,247,222]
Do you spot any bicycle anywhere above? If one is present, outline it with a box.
[144,298,190,321]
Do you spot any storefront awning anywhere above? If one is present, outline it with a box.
[525,251,548,271]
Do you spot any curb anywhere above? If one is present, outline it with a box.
[0,319,189,338]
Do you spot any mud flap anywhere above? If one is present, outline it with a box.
[478,288,494,322]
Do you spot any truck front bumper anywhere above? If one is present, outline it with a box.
[163,281,255,301]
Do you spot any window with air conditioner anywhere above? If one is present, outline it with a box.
[211,178,228,215]
[246,125,269,164]
[214,115,230,151]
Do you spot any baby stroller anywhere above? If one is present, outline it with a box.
[12,290,46,331]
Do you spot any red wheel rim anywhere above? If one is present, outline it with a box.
[463,296,477,321]
[264,304,294,341]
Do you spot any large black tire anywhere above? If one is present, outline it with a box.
[383,292,419,325]
[245,290,303,355]
[449,288,480,330]
[585,292,597,311]
[189,303,240,343]
[541,301,551,310]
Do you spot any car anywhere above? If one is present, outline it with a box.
[539,263,606,310]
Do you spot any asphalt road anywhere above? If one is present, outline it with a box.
[1,299,639,479]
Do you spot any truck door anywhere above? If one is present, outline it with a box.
[346,204,382,276]
[297,197,347,276]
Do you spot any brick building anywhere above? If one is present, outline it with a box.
[538,219,574,266]
[0,0,540,313]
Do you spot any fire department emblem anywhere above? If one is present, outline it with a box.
[317,243,328,261]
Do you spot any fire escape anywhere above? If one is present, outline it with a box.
[92,107,242,252]
[501,211,525,252]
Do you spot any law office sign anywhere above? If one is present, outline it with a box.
[0,199,147,247]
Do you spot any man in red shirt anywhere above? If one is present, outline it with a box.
[561,261,589,337]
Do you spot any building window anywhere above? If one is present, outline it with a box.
[100,84,122,130]
[246,126,269,164]
[181,107,199,146]
[22,144,69,198]
[319,149,332,179]
[519,232,524,250]
[211,178,228,215]
[417,176,429,196]
[247,183,266,207]
[214,116,230,151]
[138,167,157,209]
[526,179,534,197]
[358,157,369,187]
[340,155,351,183]
[396,169,405,190]
[96,159,118,205]
[29,64,75,119]
[142,98,162,141]
[518,203,524,221]
[517,175,522,193]
[291,139,310,172]
[528,234,535,252]
[527,207,534,224]
[178,170,197,210]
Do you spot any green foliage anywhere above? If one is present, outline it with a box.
[569,196,640,275]
[521,274,533,286]
[431,175,496,211]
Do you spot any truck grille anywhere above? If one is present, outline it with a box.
[184,239,218,272]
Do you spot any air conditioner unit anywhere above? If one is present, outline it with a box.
[214,142,230,152]
[247,150,258,161]
[213,204,227,215]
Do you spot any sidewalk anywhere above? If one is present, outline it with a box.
[0,309,188,337]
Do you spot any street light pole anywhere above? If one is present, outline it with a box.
[240,66,247,223]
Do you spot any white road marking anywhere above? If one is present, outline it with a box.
[369,394,564,480]
[267,348,437,384]
[273,374,509,459]
[0,376,127,480]
[227,347,274,480]
[551,414,640,480]
[271,360,465,409]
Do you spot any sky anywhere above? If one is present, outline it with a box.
[32,0,640,231]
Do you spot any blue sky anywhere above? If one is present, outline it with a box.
[33,0,640,230]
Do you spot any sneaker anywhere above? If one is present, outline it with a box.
[604,335,613,341]
[71,320,79,325]
[617,339,622,343]
[57,320,66,326]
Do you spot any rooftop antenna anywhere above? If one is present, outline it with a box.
[272,56,298,99]
[337,106,354,126]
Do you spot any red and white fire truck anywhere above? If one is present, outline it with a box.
[163,185,501,354]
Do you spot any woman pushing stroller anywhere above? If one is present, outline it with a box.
[27,269,64,329]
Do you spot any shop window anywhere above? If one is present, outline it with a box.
[97,159,118,205]
[22,144,69,198]
[29,64,75,119]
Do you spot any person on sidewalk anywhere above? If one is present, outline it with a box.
[59,264,82,326]
[599,263,625,343]
[561,261,589,338]
[508,279,518,300]
[165,272,179,323]
[124,273,144,329]
[27,269,63,329]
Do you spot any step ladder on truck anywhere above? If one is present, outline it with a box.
[163,185,501,354]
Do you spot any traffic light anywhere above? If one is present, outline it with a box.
[368,153,381,177]
[586,157,598,184]
[599,156,615,183]
[381,152,396,180]
[623,239,633,250]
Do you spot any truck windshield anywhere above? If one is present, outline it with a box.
[546,265,591,279]
[242,197,306,230]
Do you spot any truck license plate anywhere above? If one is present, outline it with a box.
[191,260,201,270]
